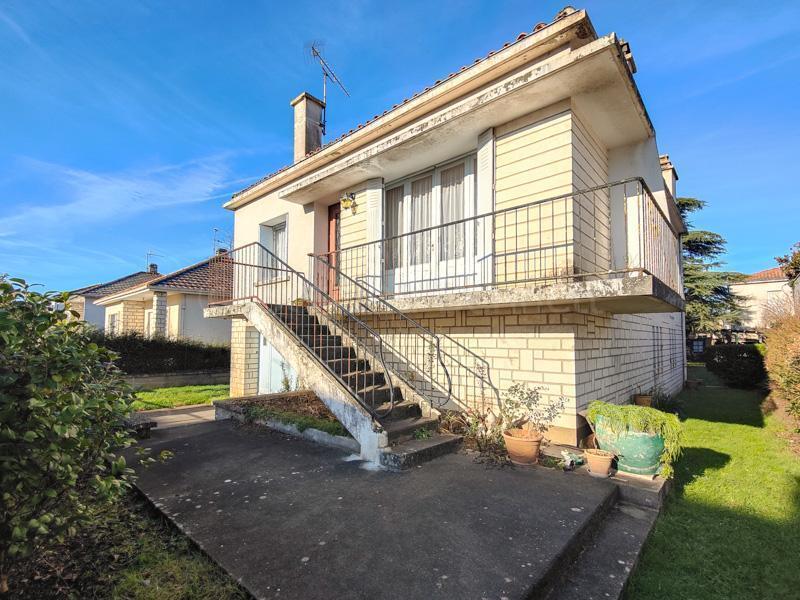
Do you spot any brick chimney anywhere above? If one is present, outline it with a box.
[148,263,158,274]
[290,92,325,162]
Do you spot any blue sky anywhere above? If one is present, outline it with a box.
[1,0,798,290]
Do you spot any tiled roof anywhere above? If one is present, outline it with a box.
[745,267,787,283]
[230,7,579,200]
[149,256,221,292]
[71,271,162,298]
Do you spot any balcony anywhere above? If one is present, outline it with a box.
[313,178,684,314]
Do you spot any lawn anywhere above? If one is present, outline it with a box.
[627,364,800,599]
[132,384,230,411]
[6,490,247,599]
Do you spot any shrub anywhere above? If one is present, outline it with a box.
[765,313,800,428]
[88,331,229,375]
[0,278,136,592]
[705,344,766,388]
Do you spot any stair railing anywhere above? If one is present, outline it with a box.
[310,253,501,414]
[210,242,397,419]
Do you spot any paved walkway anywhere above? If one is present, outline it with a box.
[140,404,215,429]
[132,420,617,600]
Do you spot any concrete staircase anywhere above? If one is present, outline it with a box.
[270,304,462,470]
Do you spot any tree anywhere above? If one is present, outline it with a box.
[677,197,744,335]
[0,278,137,592]
[776,242,800,284]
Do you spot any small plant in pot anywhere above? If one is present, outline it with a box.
[500,383,566,465]
[586,401,682,478]
[584,448,615,478]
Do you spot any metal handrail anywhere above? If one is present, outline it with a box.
[315,176,682,298]
[210,242,398,419]
[311,253,502,411]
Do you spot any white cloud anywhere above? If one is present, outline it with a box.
[0,156,233,240]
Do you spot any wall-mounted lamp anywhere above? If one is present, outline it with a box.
[340,192,357,214]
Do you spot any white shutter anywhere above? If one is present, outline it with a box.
[365,178,383,292]
[476,128,494,286]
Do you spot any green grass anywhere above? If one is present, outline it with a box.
[7,491,247,599]
[132,385,229,411]
[244,405,350,438]
[627,364,800,599]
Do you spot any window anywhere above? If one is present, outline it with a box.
[108,313,118,335]
[439,162,465,260]
[269,221,287,279]
[385,185,404,269]
[409,175,432,265]
[383,154,476,271]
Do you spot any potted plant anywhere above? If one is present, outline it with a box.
[586,401,682,478]
[500,383,566,465]
[584,448,615,478]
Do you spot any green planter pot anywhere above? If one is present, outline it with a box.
[594,417,665,476]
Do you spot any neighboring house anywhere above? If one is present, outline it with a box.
[205,7,687,462]
[730,267,793,331]
[97,253,231,345]
[69,265,162,329]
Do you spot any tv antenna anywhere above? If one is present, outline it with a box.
[305,41,350,136]
[145,249,163,270]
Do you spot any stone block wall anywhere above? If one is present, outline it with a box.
[121,300,146,334]
[230,319,259,397]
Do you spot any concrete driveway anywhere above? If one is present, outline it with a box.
[132,420,616,600]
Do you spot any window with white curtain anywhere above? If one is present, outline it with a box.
[385,185,404,269]
[410,175,432,265]
[383,154,476,272]
[439,162,465,260]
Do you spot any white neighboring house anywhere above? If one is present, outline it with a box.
[730,267,793,331]
[69,265,163,329]
[96,254,231,345]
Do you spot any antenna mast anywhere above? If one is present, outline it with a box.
[309,42,349,136]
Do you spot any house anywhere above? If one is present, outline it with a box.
[730,267,793,331]
[69,264,162,329]
[205,7,687,464]
[97,252,231,345]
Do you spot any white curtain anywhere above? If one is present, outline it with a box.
[440,163,465,260]
[385,185,403,269]
[410,175,432,265]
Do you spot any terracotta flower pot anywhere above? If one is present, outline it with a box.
[503,429,543,465]
[584,448,615,477]
[633,394,653,407]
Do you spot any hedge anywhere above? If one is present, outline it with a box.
[88,332,230,375]
[705,344,767,388]
[765,314,800,427]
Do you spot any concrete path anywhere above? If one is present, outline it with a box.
[139,404,216,430]
[132,420,618,600]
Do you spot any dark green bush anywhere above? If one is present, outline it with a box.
[705,344,767,388]
[88,332,229,375]
[0,278,136,592]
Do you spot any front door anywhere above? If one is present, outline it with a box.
[327,202,341,299]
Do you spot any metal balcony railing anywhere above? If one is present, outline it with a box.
[315,178,682,300]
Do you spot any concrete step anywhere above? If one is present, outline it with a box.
[326,357,370,375]
[381,415,438,444]
[301,334,343,348]
[294,324,331,337]
[544,503,658,600]
[341,370,386,390]
[357,384,403,409]
[372,400,422,420]
[380,434,463,471]
[315,345,356,360]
